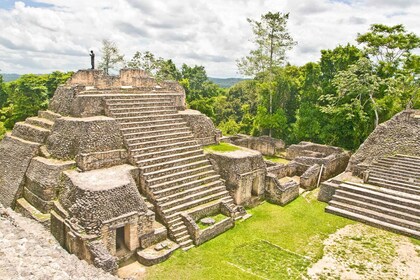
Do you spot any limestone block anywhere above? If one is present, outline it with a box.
[49,86,83,116]
[300,164,321,190]
[75,149,128,171]
[25,156,75,201]
[179,109,219,145]
[86,240,118,274]
[46,116,124,160]
[265,174,299,206]
[0,135,40,207]
[206,147,266,206]
[71,95,106,117]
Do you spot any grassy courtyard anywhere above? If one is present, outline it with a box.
[145,191,354,279]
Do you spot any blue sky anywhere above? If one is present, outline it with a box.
[0,0,419,77]
[0,0,52,9]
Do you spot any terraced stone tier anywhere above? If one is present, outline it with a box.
[104,94,237,249]
[326,155,420,239]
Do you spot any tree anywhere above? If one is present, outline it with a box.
[357,24,420,75]
[237,12,296,76]
[331,58,381,127]
[0,73,7,108]
[237,11,296,137]
[99,39,124,74]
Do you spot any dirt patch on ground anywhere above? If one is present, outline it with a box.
[307,223,420,280]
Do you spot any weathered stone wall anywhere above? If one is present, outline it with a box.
[265,174,299,206]
[0,135,40,207]
[67,69,185,93]
[227,134,285,156]
[178,109,220,146]
[347,110,420,175]
[49,86,84,116]
[286,141,344,160]
[206,147,266,206]
[47,116,124,160]
[75,150,128,171]
[300,164,321,190]
[58,165,148,231]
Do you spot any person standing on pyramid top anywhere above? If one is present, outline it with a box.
[90,50,95,69]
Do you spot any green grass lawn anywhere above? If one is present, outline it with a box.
[263,155,290,164]
[145,191,354,280]
[204,142,242,153]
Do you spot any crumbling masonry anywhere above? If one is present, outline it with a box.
[0,69,246,272]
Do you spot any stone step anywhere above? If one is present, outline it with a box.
[117,115,186,130]
[120,121,187,132]
[371,166,420,179]
[111,109,177,118]
[384,155,420,165]
[176,234,191,244]
[146,165,214,187]
[340,183,420,209]
[167,216,183,227]
[11,122,50,144]
[137,150,203,168]
[26,117,54,130]
[173,230,189,240]
[126,135,196,149]
[132,144,201,160]
[106,101,173,108]
[395,154,420,163]
[115,114,183,124]
[140,154,207,174]
[122,127,190,139]
[157,181,225,206]
[373,160,420,173]
[105,95,174,102]
[128,140,198,154]
[152,172,220,195]
[334,190,420,217]
[109,106,177,114]
[124,131,192,142]
[369,174,420,188]
[367,177,420,195]
[170,224,187,235]
[376,158,420,170]
[325,206,420,239]
[182,243,195,251]
[331,194,420,223]
[143,160,210,180]
[38,110,61,122]
[370,162,420,175]
[162,191,230,216]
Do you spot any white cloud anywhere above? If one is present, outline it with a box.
[0,0,419,77]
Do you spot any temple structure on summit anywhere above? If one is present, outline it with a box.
[0,69,246,272]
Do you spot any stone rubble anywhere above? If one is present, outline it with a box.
[0,203,117,280]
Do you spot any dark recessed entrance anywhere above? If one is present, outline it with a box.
[116,226,125,251]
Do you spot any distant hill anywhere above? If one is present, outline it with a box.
[1,73,21,82]
[209,77,248,88]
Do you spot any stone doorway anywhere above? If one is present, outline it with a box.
[116,226,126,252]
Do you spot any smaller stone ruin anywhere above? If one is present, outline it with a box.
[207,138,350,207]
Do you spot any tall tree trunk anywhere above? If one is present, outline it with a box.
[369,94,379,127]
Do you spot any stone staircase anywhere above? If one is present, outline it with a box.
[326,155,420,239]
[102,93,235,249]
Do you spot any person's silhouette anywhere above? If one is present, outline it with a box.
[90,50,95,69]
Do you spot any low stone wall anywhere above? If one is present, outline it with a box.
[286,142,344,160]
[178,109,220,146]
[75,150,128,171]
[227,134,285,156]
[265,174,299,206]
[347,110,420,175]
[300,164,321,190]
[67,69,185,93]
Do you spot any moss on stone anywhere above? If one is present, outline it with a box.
[203,143,241,153]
